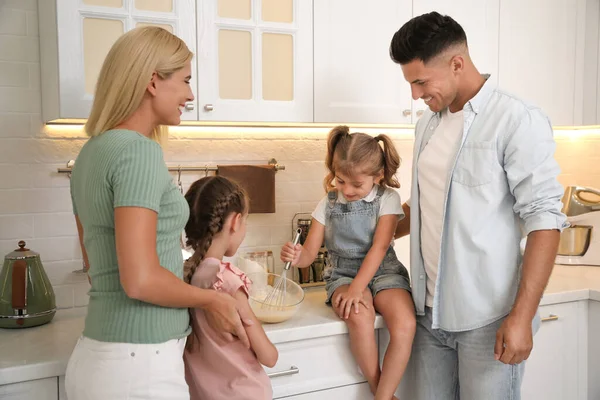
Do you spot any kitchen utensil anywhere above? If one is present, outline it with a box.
[262,229,302,310]
[241,250,275,274]
[247,272,304,323]
[0,241,56,328]
[556,186,600,266]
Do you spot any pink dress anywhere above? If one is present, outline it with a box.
[183,258,273,400]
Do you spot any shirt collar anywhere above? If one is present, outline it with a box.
[465,73,494,114]
[337,185,379,204]
[433,74,494,117]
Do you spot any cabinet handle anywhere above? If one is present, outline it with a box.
[204,104,214,111]
[267,365,300,378]
[184,102,194,111]
[402,109,411,117]
[541,314,559,322]
[416,110,424,117]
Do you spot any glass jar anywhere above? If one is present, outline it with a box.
[297,218,311,245]
[311,251,326,282]
[241,250,274,274]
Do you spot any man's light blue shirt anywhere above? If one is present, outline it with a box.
[409,75,568,331]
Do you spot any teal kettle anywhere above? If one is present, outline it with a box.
[0,241,56,328]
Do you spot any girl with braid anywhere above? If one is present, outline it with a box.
[182,176,278,400]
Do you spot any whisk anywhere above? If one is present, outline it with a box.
[262,228,302,310]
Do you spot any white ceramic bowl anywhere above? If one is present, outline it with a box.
[247,272,304,324]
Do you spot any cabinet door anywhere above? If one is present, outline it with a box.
[597,35,600,125]
[0,378,58,400]
[266,334,366,398]
[521,301,586,400]
[588,301,600,400]
[498,0,584,126]
[313,0,413,124]
[58,376,66,400]
[39,0,197,121]
[197,0,313,122]
[411,0,499,122]
[275,382,372,399]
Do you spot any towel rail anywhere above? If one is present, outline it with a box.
[57,158,285,175]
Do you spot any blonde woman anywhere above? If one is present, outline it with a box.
[65,27,252,400]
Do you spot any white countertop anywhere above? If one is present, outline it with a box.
[2,264,600,386]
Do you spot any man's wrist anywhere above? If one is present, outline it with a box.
[509,304,537,322]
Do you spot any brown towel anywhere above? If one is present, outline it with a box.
[217,165,276,213]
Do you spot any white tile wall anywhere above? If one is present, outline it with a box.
[1,2,599,309]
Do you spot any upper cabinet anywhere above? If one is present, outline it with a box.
[313,0,499,124]
[498,0,599,126]
[38,0,197,122]
[196,0,313,122]
[313,0,413,124]
[37,0,600,125]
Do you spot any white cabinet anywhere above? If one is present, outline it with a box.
[0,377,58,400]
[266,334,366,398]
[381,301,588,400]
[36,0,600,126]
[196,0,313,122]
[38,0,197,122]
[596,21,600,125]
[58,376,66,400]
[411,0,499,119]
[498,0,588,126]
[582,0,600,126]
[588,301,600,400]
[313,0,413,124]
[313,0,499,124]
[276,382,372,399]
[522,301,587,400]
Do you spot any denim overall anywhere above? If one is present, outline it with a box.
[323,186,410,303]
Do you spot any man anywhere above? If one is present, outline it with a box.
[391,12,568,399]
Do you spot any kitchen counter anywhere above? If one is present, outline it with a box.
[2,264,600,386]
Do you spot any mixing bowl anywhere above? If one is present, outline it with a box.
[247,272,304,324]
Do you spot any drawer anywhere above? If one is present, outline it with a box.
[274,382,372,399]
[266,334,373,398]
[0,377,58,400]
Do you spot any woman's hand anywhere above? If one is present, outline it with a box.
[204,291,254,348]
[280,242,302,266]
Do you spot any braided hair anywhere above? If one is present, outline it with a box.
[183,176,248,284]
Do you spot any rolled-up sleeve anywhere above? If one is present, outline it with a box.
[502,107,568,235]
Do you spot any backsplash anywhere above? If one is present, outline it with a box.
[1,0,600,310]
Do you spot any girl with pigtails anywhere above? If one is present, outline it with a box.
[281,125,416,400]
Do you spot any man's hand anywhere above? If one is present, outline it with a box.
[494,313,533,364]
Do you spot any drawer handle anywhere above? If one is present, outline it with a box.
[541,314,559,322]
[267,365,300,378]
